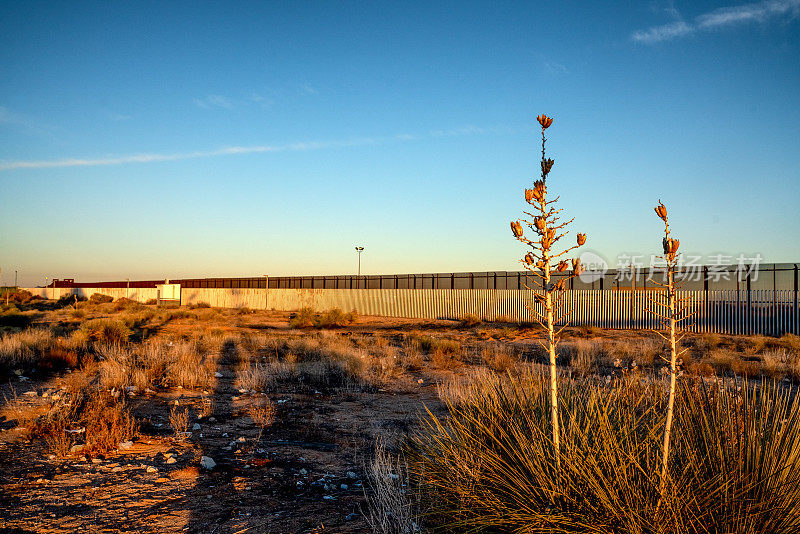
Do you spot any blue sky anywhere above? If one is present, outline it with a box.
[1,1,798,286]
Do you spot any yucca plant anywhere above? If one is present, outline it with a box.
[648,200,692,501]
[510,114,587,471]
[409,371,800,533]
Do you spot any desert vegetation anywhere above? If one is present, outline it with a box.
[1,291,799,532]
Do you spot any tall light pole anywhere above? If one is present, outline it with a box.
[355,246,364,288]
[14,270,18,288]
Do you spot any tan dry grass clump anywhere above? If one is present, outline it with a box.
[0,328,55,369]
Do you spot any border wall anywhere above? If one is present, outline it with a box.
[19,287,799,336]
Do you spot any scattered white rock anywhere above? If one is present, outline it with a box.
[23,390,37,396]
[340,484,348,490]
[69,444,85,454]
[347,471,358,479]
[299,468,308,475]
[125,386,138,392]
[146,466,158,473]
[208,417,216,423]
[166,457,177,464]
[222,433,228,438]
[200,456,216,470]
[323,495,336,500]
[119,441,134,450]
[214,372,223,378]
[112,466,123,473]
[91,458,102,464]
[192,423,201,431]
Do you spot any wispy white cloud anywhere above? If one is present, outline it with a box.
[0,126,498,171]
[193,94,236,109]
[543,60,568,74]
[299,83,317,96]
[632,0,800,43]
[632,21,693,43]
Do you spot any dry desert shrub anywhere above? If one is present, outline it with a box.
[400,336,425,371]
[707,348,735,375]
[236,362,271,391]
[0,328,55,369]
[576,323,603,338]
[248,401,276,440]
[559,338,600,375]
[289,307,317,328]
[694,332,722,353]
[32,387,136,457]
[480,343,518,372]
[169,405,189,435]
[79,318,130,344]
[436,367,497,406]
[88,293,114,304]
[460,313,482,327]
[364,438,420,534]
[98,344,133,390]
[761,349,791,379]
[166,340,215,389]
[96,338,214,391]
[289,307,358,328]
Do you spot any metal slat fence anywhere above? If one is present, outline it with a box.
[176,288,800,336]
[19,286,799,336]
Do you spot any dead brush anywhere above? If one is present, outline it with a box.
[480,343,518,372]
[0,328,55,370]
[400,337,424,370]
[248,401,276,441]
[79,318,130,344]
[236,362,270,392]
[32,388,137,457]
[460,313,482,327]
[199,396,214,419]
[559,339,599,375]
[166,340,215,389]
[170,405,189,436]
[364,437,420,534]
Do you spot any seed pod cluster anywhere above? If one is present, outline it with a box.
[537,115,554,129]
[541,158,555,177]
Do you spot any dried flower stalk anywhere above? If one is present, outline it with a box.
[510,113,586,473]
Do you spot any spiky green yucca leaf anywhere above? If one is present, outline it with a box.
[410,371,800,534]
